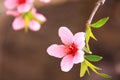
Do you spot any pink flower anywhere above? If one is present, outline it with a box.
[7,8,46,31]
[47,27,85,72]
[4,0,34,12]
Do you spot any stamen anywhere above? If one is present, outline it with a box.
[67,43,78,56]
[18,0,26,4]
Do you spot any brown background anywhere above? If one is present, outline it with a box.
[0,0,120,80]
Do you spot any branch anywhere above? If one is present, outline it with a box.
[86,0,106,25]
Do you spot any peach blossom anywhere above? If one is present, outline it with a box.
[4,0,34,12]
[47,27,85,72]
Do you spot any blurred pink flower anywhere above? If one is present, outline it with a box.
[4,0,34,12]
[7,8,46,31]
[47,27,85,72]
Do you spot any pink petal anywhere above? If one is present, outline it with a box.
[60,55,74,72]
[26,0,34,3]
[31,8,37,14]
[4,0,18,9]
[28,20,41,31]
[73,32,85,49]
[47,44,67,58]
[35,14,46,22]
[31,8,46,22]
[58,27,73,45]
[12,17,25,30]
[17,4,31,12]
[73,50,85,64]
[6,10,20,16]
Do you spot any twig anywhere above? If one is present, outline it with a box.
[86,0,106,25]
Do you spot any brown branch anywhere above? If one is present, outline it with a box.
[86,0,106,25]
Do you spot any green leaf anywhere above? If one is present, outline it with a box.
[84,60,111,78]
[84,47,92,54]
[91,17,109,28]
[85,27,92,54]
[86,27,97,41]
[85,55,103,62]
[85,60,101,70]
[85,27,97,54]
[90,29,97,40]
[85,27,91,44]
[80,61,88,77]
[86,67,90,75]
[99,73,111,78]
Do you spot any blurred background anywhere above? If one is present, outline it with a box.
[0,0,120,80]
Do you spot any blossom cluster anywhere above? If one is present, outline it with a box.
[4,0,111,78]
[4,0,50,31]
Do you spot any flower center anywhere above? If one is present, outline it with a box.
[67,43,78,56]
[18,0,26,4]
